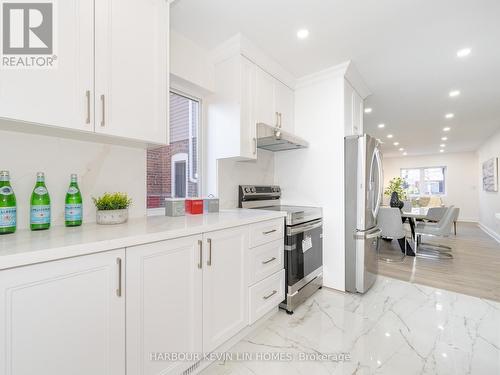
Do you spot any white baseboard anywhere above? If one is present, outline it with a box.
[458,218,479,223]
[478,222,500,244]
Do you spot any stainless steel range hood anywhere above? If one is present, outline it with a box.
[256,123,309,152]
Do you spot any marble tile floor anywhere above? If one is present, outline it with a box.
[201,276,500,375]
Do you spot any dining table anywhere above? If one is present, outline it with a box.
[401,207,429,239]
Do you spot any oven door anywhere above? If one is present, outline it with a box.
[285,219,323,290]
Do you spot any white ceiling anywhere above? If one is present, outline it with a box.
[171,0,500,157]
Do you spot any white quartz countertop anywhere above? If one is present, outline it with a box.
[0,209,286,270]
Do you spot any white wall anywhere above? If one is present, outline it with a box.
[0,129,146,229]
[382,152,479,221]
[275,67,346,291]
[477,128,500,241]
[170,30,215,93]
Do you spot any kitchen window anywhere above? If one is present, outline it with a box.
[147,91,200,209]
[400,167,446,196]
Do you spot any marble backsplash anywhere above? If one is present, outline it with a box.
[0,129,146,230]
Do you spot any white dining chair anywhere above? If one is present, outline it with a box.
[377,207,408,262]
[414,206,455,259]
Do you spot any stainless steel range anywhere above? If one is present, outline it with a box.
[239,185,323,314]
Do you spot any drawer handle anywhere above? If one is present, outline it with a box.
[207,238,212,266]
[263,290,277,300]
[198,240,203,269]
[262,229,277,235]
[116,258,122,297]
[262,257,277,265]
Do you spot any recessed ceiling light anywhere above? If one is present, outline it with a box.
[364,108,372,113]
[440,144,446,147]
[403,152,408,156]
[457,48,471,58]
[441,137,448,141]
[449,90,461,97]
[387,134,393,138]
[440,149,445,153]
[443,127,451,132]
[445,113,454,119]
[399,148,404,151]
[296,29,309,40]
[378,123,385,128]
[393,142,399,146]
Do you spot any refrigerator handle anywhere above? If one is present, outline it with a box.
[373,148,383,219]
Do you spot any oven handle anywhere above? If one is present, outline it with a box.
[287,219,323,236]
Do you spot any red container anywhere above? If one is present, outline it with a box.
[185,198,203,214]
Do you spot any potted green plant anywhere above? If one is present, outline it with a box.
[384,177,408,200]
[93,193,132,225]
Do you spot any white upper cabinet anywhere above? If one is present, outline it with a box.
[126,235,202,375]
[254,67,276,127]
[94,0,168,144]
[202,226,249,353]
[211,53,295,160]
[274,79,295,133]
[0,0,169,145]
[0,249,125,375]
[344,79,364,136]
[0,0,94,132]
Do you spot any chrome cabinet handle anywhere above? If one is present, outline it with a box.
[279,113,283,128]
[253,137,257,155]
[85,90,91,124]
[263,229,277,235]
[263,290,277,300]
[262,257,276,265]
[100,94,105,127]
[207,238,212,266]
[198,240,203,269]
[116,257,122,297]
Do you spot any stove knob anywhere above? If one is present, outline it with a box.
[251,187,256,193]
[244,187,250,193]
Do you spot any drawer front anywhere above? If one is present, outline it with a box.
[249,269,285,324]
[248,239,284,285]
[249,218,284,248]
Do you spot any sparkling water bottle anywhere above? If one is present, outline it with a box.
[65,174,83,227]
[30,172,51,231]
[0,171,17,234]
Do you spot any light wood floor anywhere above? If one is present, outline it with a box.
[378,222,500,302]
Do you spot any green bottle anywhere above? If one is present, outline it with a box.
[30,172,51,231]
[65,174,83,227]
[0,171,17,235]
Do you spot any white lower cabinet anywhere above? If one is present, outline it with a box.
[126,235,203,375]
[202,226,249,353]
[0,249,125,375]
[249,269,285,324]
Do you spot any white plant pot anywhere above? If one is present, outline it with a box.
[96,209,128,225]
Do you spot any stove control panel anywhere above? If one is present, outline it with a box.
[238,185,281,206]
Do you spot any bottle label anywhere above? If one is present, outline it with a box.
[67,187,79,195]
[0,207,16,228]
[65,204,82,221]
[34,186,48,195]
[31,205,51,224]
[0,186,13,195]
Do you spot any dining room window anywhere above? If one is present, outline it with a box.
[146,91,200,209]
[401,167,446,196]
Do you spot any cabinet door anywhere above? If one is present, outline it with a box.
[254,67,276,127]
[0,250,125,375]
[240,57,257,159]
[344,79,364,136]
[274,80,295,133]
[0,0,94,131]
[94,0,168,144]
[203,226,249,353]
[126,235,203,375]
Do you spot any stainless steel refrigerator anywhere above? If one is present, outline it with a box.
[345,134,383,293]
